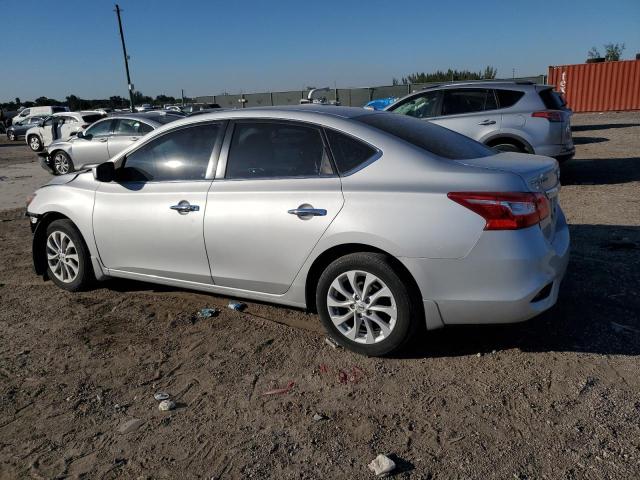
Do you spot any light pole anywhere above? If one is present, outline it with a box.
[115,4,135,111]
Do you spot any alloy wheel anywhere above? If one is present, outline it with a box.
[327,270,397,344]
[54,153,70,174]
[46,231,80,283]
[29,136,41,150]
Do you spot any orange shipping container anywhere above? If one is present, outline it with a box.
[548,59,640,113]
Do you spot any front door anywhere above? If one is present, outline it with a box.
[72,118,114,165]
[204,120,344,294]
[93,122,224,284]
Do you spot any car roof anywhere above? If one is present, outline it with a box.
[103,111,184,125]
[417,81,555,91]
[186,105,370,120]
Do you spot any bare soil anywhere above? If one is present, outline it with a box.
[1,112,639,479]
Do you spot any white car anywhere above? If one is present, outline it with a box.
[12,106,67,125]
[25,111,106,152]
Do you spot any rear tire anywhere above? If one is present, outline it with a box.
[316,252,417,356]
[491,142,524,153]
[28,135,42,152]
[45,219,93,292]
[52,151,74,175]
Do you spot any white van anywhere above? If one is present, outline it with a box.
[13,106,68,125]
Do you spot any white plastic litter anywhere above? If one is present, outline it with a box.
[368,454,395,476]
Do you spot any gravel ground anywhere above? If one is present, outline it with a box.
[0,112,639,479]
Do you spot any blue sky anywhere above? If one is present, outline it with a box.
[1,0,639,102]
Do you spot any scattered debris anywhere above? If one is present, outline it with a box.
[318,364,328,374]
[0,176,7,182]
[158,399,176,411]
[338,366,364,384]
[228,301,246,312]
[197,307,219,319]
[118,418,144,434]
[312,413,326,422]
[611,321,640,334]
[368,454,396,476]
[476,352,482,358]
[154,392,170,401]
[262,381,295,396]
[324,337,340,349]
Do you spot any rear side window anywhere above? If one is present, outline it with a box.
[538,88,567,109]
[120,123,221,182]
[495,90,525,108]
[226,122,333,179]
[356,112,495,160]
[441,89,497,115]
[325,129,377,174]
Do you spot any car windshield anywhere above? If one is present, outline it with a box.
[355,112,495,160]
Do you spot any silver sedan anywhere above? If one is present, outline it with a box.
[26,106,569,356]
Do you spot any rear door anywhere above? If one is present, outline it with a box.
[108,118,154,157]
[204,120,344,294]
[430,88,501,141]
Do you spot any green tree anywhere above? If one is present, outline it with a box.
[604,43,625,61]
[399,66,498,84]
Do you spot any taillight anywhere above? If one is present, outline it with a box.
[532,111,562,122]
[447,192,550,230]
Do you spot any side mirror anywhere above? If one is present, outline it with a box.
[93,162,115,182]
[76,131,84,139]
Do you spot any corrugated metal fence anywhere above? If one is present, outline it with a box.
[548,60,640,112]
[195,76,546,108]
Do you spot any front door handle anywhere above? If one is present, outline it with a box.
[288,206,327,218]
[99,138,108,143]
[478,119,496,125]
[130,137,139,141]
[170,200,200,215]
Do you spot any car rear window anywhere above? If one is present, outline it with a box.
[538,88,567,109]
[81,114,105,124]
[325,129,377,174]
[355,112,495,160]
[495,89,525,109]
[147,114,182,125]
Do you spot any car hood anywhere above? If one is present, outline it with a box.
[456,152,560,192]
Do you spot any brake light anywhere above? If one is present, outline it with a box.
[532,111,562,122]
[447,192,550,230]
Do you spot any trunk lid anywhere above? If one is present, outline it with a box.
[455,152,560,240]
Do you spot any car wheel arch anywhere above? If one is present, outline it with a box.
[484,134,534,154]
[304,243,424,319]
[32,212,91,278]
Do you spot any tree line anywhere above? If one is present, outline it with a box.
[393,66,498,85]
[0,91,191,112]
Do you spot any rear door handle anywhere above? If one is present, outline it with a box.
[99,138,108,143]
[130,137,139,141]
[170,200,200,215]
[288,207,327,217]
[478,119,496,125]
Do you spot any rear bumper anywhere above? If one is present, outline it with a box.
[401,208,570,327]
[534,144,575,162]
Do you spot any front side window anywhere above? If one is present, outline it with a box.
[119,123,221,182]
[85,119,113,137]
[325,129,377,174]
[225,122,333,179]
[114,119,154,136]
[20,109,30,117]
[441,89,497,115]
[389,91,439,118]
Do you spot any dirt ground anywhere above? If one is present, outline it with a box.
[1,112,639,479]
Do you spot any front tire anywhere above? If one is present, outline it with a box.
[52,151,74,175]
[45,219,93,291]
[316,252,416,356]
[28,135,42,152]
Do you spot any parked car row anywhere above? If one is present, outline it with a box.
[26,105,569,356]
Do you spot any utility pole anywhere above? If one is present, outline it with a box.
[114,4,135,111]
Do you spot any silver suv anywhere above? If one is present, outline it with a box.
[385,82,575,162]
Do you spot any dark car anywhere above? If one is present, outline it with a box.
[6,115,45,141]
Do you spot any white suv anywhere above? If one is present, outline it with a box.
[25,111,106,152]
